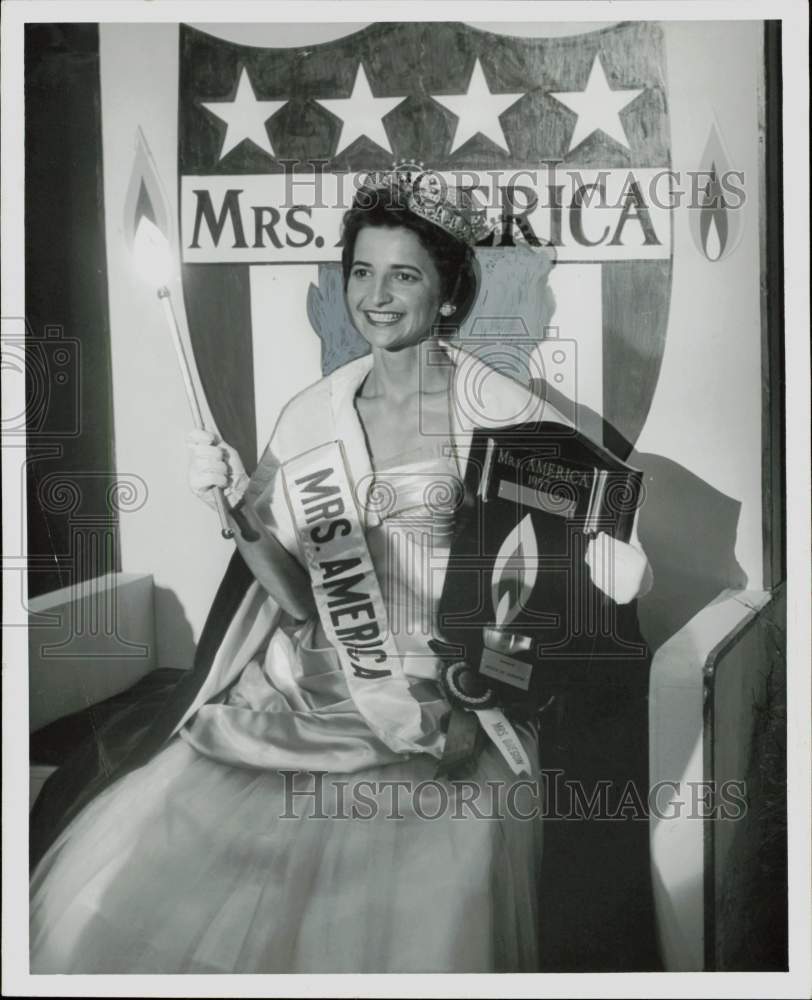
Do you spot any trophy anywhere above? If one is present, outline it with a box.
[436,421,647,715]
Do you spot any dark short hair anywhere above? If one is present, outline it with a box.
[340,188,479,326]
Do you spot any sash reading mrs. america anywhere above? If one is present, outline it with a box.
[282,441,437,757]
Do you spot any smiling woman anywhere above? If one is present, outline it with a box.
[29,168,653,974]
[339,188,480,468]
[341,182,481,336]
[348,227,444,350]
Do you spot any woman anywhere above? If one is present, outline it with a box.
[30,172,650,973]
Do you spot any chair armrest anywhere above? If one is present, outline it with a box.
[648,587,770,970]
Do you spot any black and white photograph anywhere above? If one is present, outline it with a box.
[2,1,809,995]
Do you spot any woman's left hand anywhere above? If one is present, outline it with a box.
[584,532,652,605]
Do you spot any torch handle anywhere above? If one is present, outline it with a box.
[158,287,205,426]
[212,489,236,539]
[157,286,237,540]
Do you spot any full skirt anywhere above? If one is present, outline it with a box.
[30,729,543,973]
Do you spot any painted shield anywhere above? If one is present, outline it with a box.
[166,21,672,468]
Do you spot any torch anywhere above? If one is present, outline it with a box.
[131,214,236,539]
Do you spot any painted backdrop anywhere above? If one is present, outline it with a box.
[98,21,767,666]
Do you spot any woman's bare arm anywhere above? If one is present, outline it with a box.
[227,498,315,621]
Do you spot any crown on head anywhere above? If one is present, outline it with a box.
[357,161,494,247]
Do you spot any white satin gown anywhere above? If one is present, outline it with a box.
[30,433,543,973]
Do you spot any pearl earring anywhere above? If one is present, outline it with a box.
[440,303,456,317]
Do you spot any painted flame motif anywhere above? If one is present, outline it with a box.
[699,164,729,262]
[690,121,741,263]
[124,127,171,253]
[125,129,176,286]
[491,513,539,626]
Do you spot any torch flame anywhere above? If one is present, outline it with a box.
[126,128,174,286]
[133,215,174,287]
[491,513,538,626]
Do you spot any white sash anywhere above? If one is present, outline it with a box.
[283,441,435,757]
[475,709,534,777]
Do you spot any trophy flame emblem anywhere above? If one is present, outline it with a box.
[492,514,539,626]
[484,514,538,658]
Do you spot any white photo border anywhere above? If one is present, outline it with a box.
[2,2,809,997]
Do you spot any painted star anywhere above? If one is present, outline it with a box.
[432,58,525,155]
[550,54,644,153]
[202,66,286,160]
[315,64,407,155]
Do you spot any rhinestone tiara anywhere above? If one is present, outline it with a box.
[356,161,495,248]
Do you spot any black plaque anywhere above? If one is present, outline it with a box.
[438,421,649,715]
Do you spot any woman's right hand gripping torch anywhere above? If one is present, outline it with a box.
[186,429,259,541]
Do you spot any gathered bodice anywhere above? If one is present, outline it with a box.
[308,434,463,678]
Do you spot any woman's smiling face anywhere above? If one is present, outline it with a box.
[347,225,444,352]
